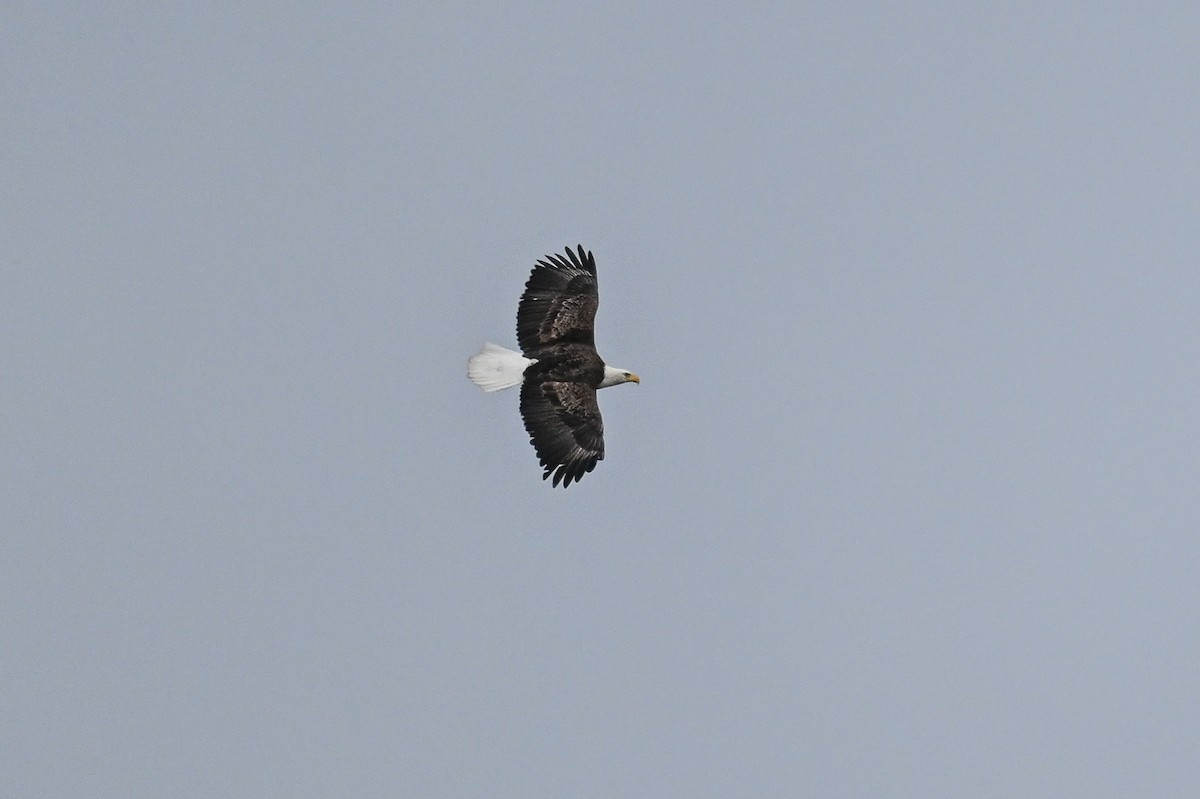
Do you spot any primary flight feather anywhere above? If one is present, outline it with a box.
[467,245,640,487]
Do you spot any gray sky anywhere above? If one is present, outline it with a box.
[5,3,1199,797]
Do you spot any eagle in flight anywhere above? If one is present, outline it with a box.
[468,245,639,487]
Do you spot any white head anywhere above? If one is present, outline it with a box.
[599,365,641,389]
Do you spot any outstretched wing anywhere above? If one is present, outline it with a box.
[519,379,604,488]
[516,245,599,354]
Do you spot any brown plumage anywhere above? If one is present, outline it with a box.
[517,246,600,353]
[467,245,639,487]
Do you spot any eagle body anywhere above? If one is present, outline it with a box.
[467,245,639,487]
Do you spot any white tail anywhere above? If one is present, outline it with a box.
[467,343,534,392]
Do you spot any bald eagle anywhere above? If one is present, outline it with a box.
[467,245,640,487]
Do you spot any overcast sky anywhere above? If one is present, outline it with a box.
[5,3,1199,797]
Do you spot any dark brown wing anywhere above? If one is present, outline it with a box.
[519,379,604,488]
[516,245,599,355]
